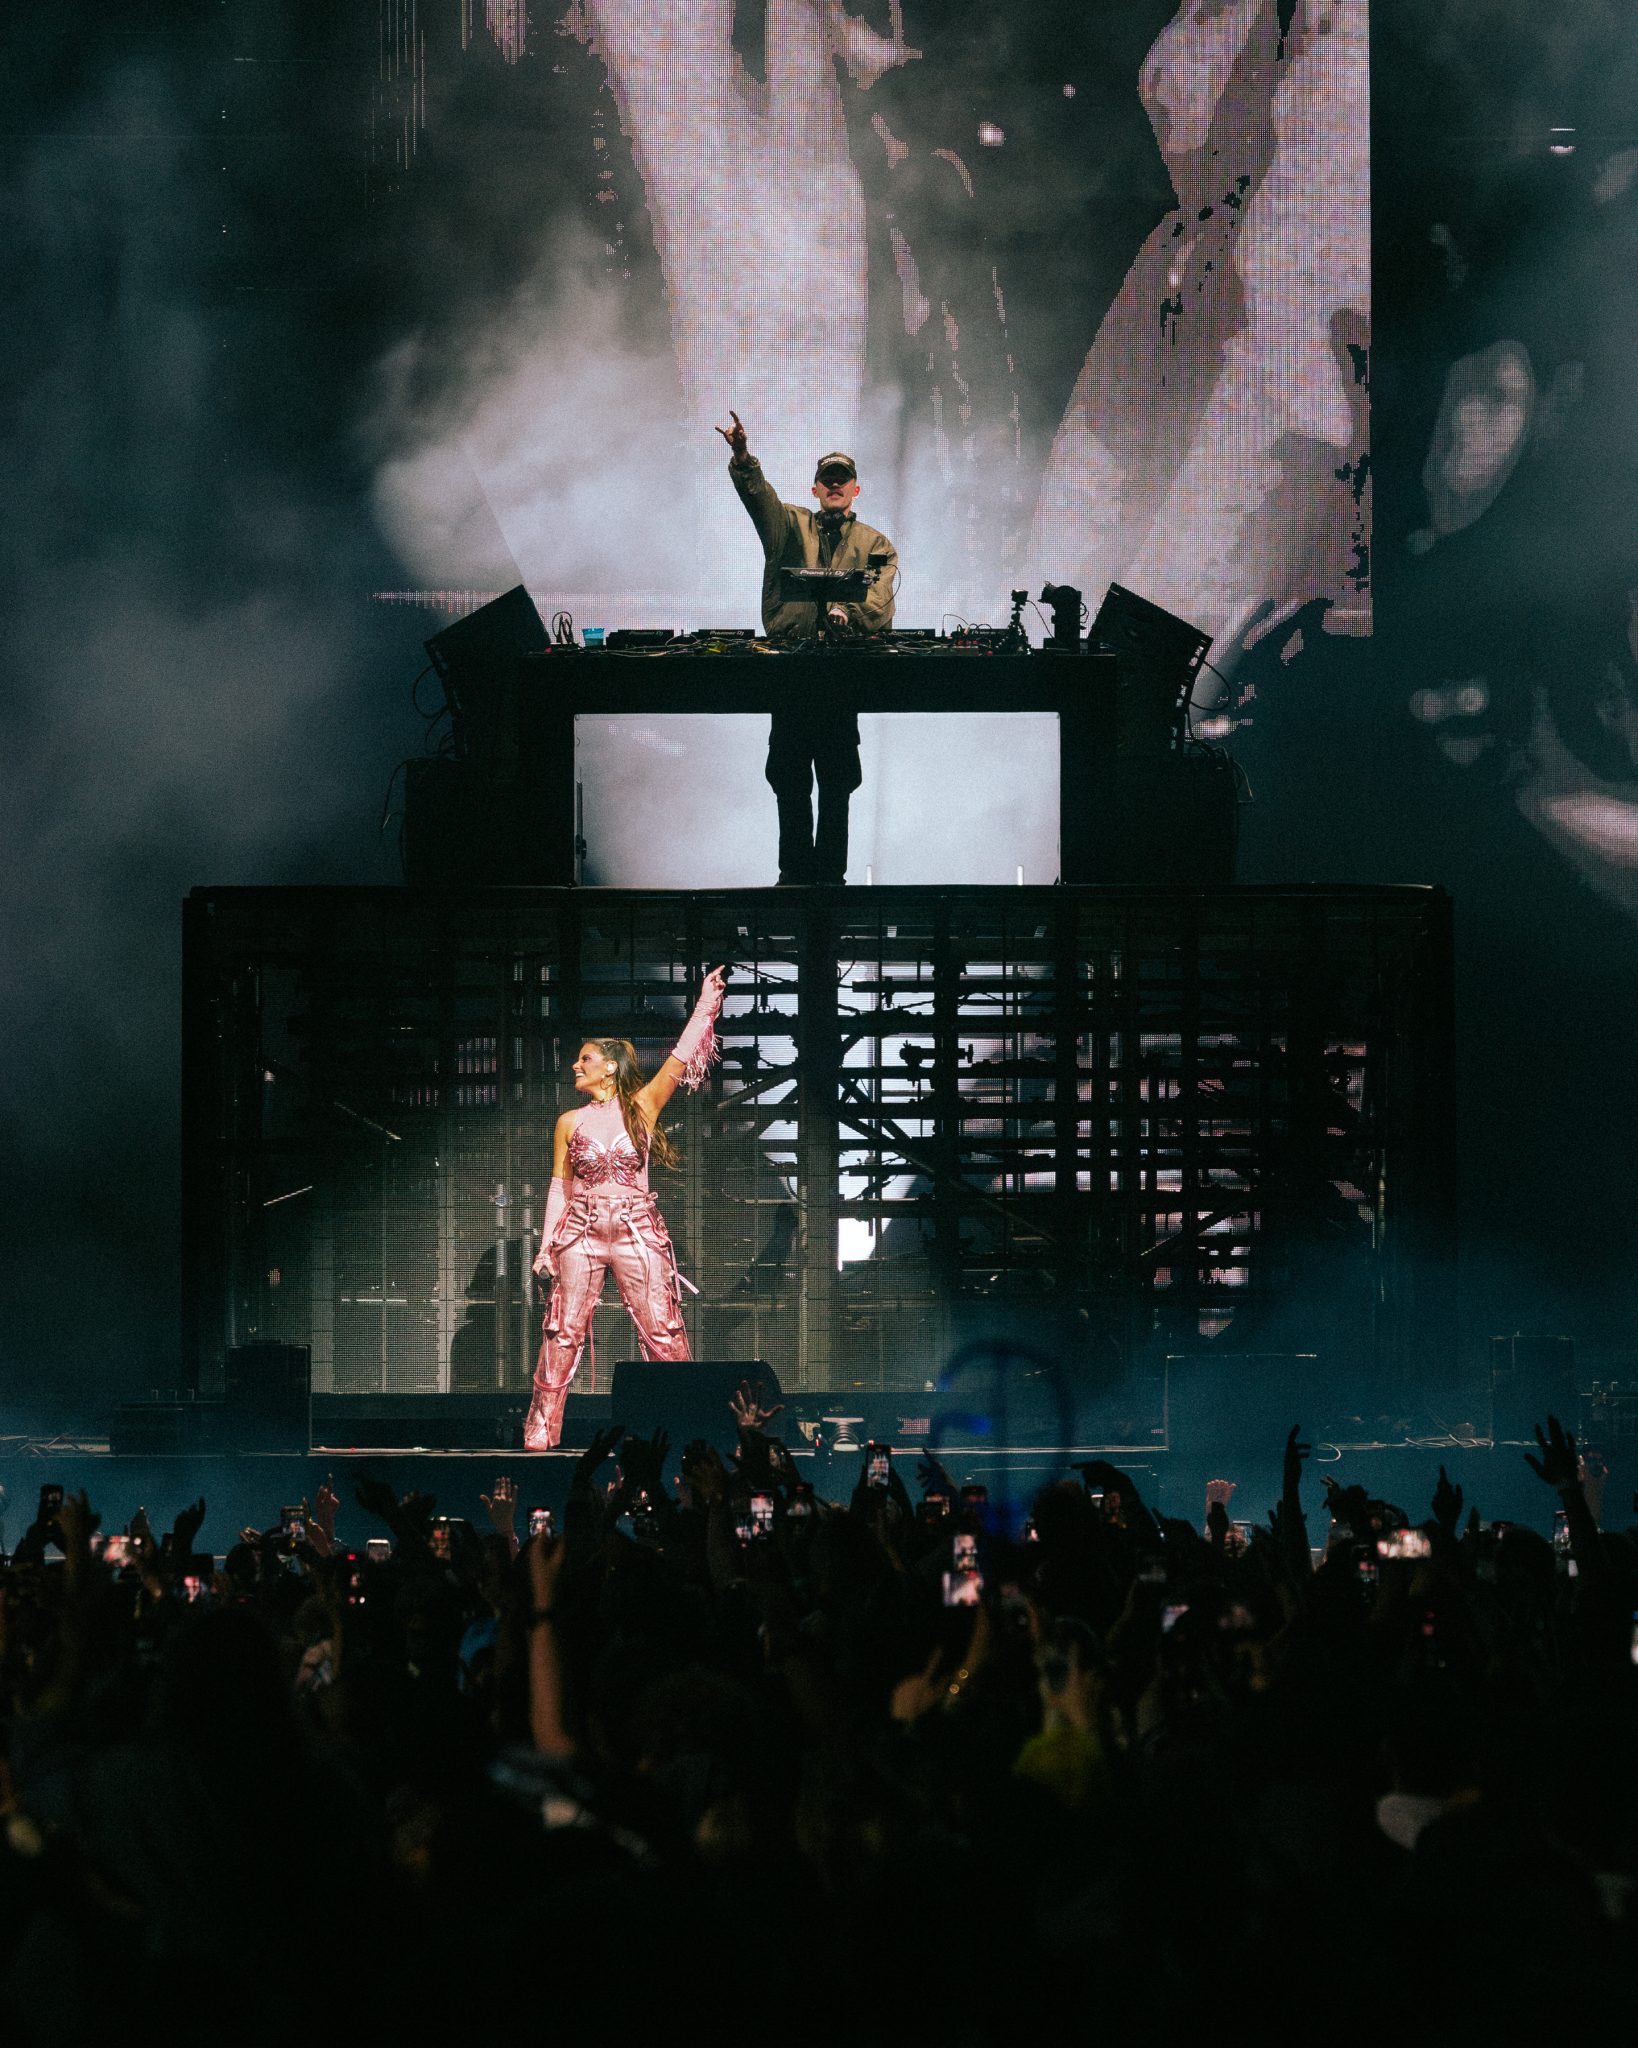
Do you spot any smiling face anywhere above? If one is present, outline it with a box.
[572,1041,619,1099]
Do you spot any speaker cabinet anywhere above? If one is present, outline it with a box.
[224,1341,311,1453]
[1490,1334,1575,1445]
[608,1358,782,1458]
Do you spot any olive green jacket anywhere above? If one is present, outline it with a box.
[729,456,898,641]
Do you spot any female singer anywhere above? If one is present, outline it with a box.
[523,966,727,1450]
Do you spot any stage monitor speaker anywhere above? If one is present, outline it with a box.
[1490,1333,1575,1445]
[608,1359,782,1458]
[225,1341,311,1453]
[404,757,540,889]
[310,1393,527,1452]
[424,585,549,763]
[1071,748,1238,885]
[1089,582,1212,754]
[110,1400,225,1458]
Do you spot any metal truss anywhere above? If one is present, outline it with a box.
[183,885,1454,1406]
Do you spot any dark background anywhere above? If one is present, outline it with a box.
[2,0,1634,1431]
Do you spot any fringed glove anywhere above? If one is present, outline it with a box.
[672,965,727,1091]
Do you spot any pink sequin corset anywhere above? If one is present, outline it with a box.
[565,1098,649,1193]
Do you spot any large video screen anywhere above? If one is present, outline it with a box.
[370,0,1370,663]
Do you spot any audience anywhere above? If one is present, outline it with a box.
[2,1401,1635,2045]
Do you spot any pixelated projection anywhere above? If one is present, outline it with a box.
[373,0,1369,654]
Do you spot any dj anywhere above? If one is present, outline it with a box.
[716,410,898,884]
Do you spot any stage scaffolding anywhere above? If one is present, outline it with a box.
[182,885,1455,1410]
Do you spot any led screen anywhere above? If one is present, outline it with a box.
[370,0,1370,669]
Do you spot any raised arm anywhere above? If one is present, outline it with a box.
[636,966,727,1127]
[526,1535,574,1760]
[716,410,791,558]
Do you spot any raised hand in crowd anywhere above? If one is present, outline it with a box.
[917,1450,958,1500]
[353,1471,403,1528]
[1431,1462,1464,1540]
[729,1378,783,1434]
[1282,1424,1310,1502]
[572,1424,625,1494]
[309,1476,340,1553]
[1033,1616,1104,1740]
[480,1473,520,1553]
[1527,1413,1605,1592]
[1524,1412,1579,1492]
[353,1474,439,1565]
[394,1491,439,1562]
[1320,1474,1374,1545]
[890,1602,991,1726]
[734,1421,780,1492]
[525,1530,574,1760]
[1264,1426,1312,1574]
[170,1495,206,1561]
[680,1437,729,1508]
[54,1488,98,1579]
[1078,1458,1161,1546]
[558,1422,626,1549]
[1578,1447,1608,1527]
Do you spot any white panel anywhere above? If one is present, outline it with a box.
[575,713,1059,887]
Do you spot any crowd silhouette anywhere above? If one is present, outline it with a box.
[2,1398,1635,2044]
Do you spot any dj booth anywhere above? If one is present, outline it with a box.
[404,643,1239,889]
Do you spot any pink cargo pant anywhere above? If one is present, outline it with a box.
[524,1188,691,1449]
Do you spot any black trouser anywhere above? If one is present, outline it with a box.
[766,714,862,884]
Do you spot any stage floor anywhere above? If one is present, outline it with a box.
[0,1433,1583,1555]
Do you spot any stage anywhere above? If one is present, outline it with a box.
[172,882,1455,1465]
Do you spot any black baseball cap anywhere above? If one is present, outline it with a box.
[814,451,857,481]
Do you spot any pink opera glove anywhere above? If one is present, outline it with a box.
[672,966,726,1091]
[534,1176,568,1277]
